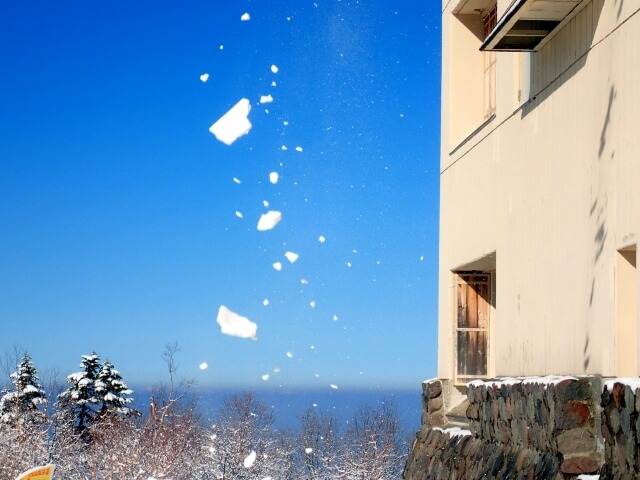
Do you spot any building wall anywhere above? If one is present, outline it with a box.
[438,0,640,382]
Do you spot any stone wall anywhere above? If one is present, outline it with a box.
[404,376,640,479]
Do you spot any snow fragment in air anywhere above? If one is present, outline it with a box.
[310,301,316,309]
[286,352,293,358]
[346,261,352,267]
[257,210,282,231]
[260,94,274,104]
[333,314,338,321]
[216,305,258,340]
[209,98,252,146]
[263,299,269,306]
[281,145,288,150]
[199,362,209,370]
[235,211,243,219]
[283,121,289,126]
[262,374,270,381]
[301,278,309,285]
[305,447,313,454]
[295,146,303,152]
[273,367,281,373]
[269,172,279,184]
[272,262,282,271]
[263,200,269,207]
[200,73,209,83]
[219,45,224,50]
[233,177,241,184]
[241,12,251,21]
[284,251,298,263]
[330,384,338,390]
[271,65,279,73]
[243,450,257,468]
[271,81,277,87]
[318,235,326,243]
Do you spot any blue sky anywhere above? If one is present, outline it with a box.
[0,1,441,391]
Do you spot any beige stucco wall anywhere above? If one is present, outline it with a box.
[438,0,640,381]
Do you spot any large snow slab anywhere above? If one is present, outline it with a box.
[216,305,258,340]
[209,98,252,146]
[257,210,282,231]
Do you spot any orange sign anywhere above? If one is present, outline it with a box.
[15,464,55,480]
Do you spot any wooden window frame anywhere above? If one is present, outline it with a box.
[483,4,498,120]
[454,272,491,385]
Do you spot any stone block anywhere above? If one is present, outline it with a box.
[427,396,443,413]
[556,401,592,430]
[556,428,597,455]
[559,455,600,474]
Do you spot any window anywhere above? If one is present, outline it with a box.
[455,273,491,381]
[483,5,497,119]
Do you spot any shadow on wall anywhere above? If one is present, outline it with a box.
[521,1,604,118]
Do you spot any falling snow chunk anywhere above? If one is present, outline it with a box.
[235,211,243,219]
[271,81,277,87]
[330,384,338,390]
[200,73,209,83]
[318,235,326,243]
[243,450,257,468]
[261,374,270,381]
[263,200,269,207]
[271,64,279,73]
[209,98,252,146]
[295,146,303,152]
[301,278,309,285]
[333,314,338,321]
[284,251,299,263]
[310,301,316,309]
[283,121,289,126]
[199,362,209,370]
[281,145,288,151]
[420,255,425,262]
[257,210,282,231]
[263,299,269,306]
[346,261,352,267]
[233,177,241,184]
[305,448,313,454]
[219,45,224,50]
[272,262,282,271]
[269,172,279,184]
[216,305,258,340]
[260,94,274,104]
[286,352,293,358]
[240,12,251,21]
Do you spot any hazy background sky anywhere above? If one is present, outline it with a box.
[0,0,441,392]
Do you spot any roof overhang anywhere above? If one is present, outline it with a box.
[481,0,589,51]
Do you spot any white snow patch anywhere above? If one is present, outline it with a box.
[604,378,640,392]
[219,45,224,50]
[286,352,293,358]
[199,362,208,370]
[281,145,288,150]
[330,384,338,390]
[271,81,277,87]
[420,255,425,261]
[318,235,326,243]
[243,450,257,468]
[263,299,269,306]
[301,278,309,285]
[269,172,279,184]
[263,200,269,207]
[233,177,241,184]
[235,211,243,219]
[310,301,316,309]
[257,210,282,231]
[271,64,279,73]
[260,94,274,104]
[272,262,282,271]
[432,427,472,438]
[240,12,251,21]
[577,475,600,480]
[283,121,289,126]
[346,261,352,267]
[333,315,338,321]
[295,146,303,152]
[216,305,258,340]
[304,447,313,454]
[209,98,252,146]
[261,374,270,381]
[468,376,579,389]
[200,73,209,83]
[284,251,299,263]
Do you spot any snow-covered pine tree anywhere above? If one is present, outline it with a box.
[95,359,138,418]
[56,352,101,436]
[0,352,47,428]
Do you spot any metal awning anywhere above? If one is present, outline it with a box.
[481,0,588,51]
